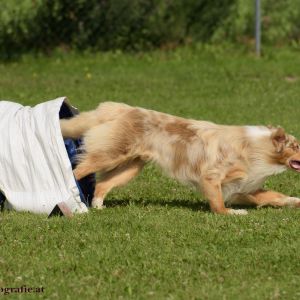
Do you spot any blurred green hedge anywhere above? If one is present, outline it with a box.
[0,0,299,59]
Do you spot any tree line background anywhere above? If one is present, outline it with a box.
[1,0,300,59]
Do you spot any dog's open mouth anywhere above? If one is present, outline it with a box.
[289,160,300,172]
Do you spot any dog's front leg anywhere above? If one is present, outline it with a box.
[244,189,300,208]
[201,178,248,215]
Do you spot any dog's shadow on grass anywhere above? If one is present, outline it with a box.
[106,198,206,212]
[105,198,257,213]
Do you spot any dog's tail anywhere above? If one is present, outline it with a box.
[60,101,131,138]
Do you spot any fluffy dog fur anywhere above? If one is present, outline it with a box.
[60,102,300,215]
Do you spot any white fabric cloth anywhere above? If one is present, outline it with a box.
[0,97,88,214]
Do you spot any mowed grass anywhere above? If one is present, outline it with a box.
[1,45,300,299]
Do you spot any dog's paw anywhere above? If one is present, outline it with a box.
[284,197,300,208]
[228,208,248,215]
[91,197,105,210]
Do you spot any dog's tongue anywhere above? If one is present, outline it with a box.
[290,160,300,171]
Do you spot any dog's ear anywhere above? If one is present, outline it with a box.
[271,127,286,152]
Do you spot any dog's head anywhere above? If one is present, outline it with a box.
[271,127,300,172]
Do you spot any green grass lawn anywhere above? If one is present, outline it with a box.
[1,45,300,299]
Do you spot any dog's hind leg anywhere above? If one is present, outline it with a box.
[73,155,108,180]
[73,152,128,180]
[73,118,137,181]
[92,158,145,209]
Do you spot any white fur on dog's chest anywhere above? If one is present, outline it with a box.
[223,163,287,202]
